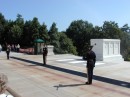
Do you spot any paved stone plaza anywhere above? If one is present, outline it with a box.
[0,51,130,97]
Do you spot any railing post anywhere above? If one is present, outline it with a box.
[7,87,22,97]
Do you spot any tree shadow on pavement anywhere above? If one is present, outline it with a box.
[11,56,130,88]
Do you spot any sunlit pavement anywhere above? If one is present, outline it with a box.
[0,51,130,97]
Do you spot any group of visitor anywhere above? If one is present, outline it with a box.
[0,44,20,60]
[0,44,20,53]
[10,44,20,52]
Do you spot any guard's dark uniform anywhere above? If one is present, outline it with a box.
[6,45,10,60]
[86,47,96,84]
[43,47,48,65]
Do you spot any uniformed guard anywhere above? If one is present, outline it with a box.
[43,47,48,65]
[86,46,96,85]
[6,45,11,60]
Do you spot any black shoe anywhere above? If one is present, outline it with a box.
[85,82,91,85]
[85,82,89,84]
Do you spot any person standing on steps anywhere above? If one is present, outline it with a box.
[86,46,96,85]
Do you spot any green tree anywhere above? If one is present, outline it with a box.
[48,22,60,53]
[58,32,77,55]
[121,24,130,33]
[48,22,59,42]
[102,21,122,39]
[3,20,15,44]
[123,47,130,61]
[11,25,22,44]
[31,17,40,40]
[13,14,24,44]
[120,24,130,60]
[39,23,49,44]
[0,13,6,44]
[66,20,93,56]
[25,17,40,47]
[21,20,32,47]
[15,14,24,28]
[92,26,103,38]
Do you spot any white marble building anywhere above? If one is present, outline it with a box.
[47,45,54,55]
[91,39,124,62]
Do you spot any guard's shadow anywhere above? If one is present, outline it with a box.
[54,83,86,90]
[11,56,130,88]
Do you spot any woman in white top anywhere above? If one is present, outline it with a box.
[0,73,13,97]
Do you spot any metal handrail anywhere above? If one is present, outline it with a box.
[7,87,22,97]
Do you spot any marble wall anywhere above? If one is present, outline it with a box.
[47,45,54,55]
[91,39,123,61]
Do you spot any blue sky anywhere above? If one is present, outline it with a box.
[0,0,130,31]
